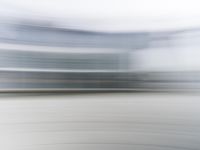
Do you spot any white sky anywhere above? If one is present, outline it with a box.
[1,0,200,31]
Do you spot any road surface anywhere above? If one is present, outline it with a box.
[0,92,199,150]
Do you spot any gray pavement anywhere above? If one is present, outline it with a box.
[0,93,199,150]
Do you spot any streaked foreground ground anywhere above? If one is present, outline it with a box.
[0,93,200,150]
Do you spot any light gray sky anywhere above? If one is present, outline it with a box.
[1,0,200,31]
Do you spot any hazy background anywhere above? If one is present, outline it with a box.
[1,0,200,31]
